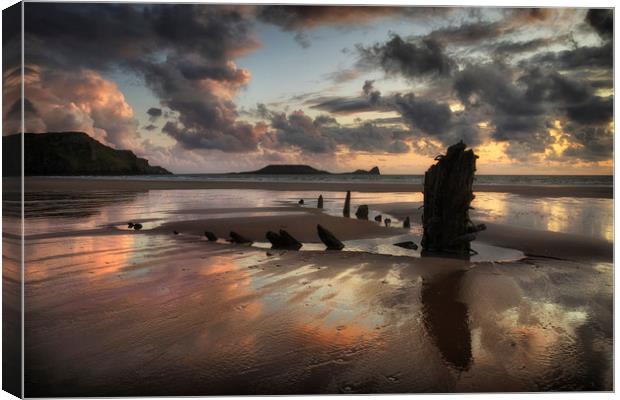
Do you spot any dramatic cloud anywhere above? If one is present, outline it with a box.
[18,3,264,154]
[4,4,613,171]
[357,35,454,80]
[586,9,613,39]
[17,67,140,149]
[522,43,613,71]
[256,5,451,31]
[261,106,412,155]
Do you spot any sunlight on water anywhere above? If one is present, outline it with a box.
[22,189,612,242]
[472,192,613,241]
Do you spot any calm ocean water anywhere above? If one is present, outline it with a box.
[55,174,613,187]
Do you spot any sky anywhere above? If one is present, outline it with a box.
[2,4,614,174]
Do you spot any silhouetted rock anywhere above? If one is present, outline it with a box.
[374,215,382,222]
[355,205,369,220]
[403,216,411,229]
[394,241,418,250]
[298,199,304,205]
[204,231,218,241]
[352,166,381,175]
[173,230,179,235]
[133,223,143,230]
[237,164,381,175]
[343,191,351,217]
[317,224,344,250]
[127,222,134,229]
[229,231,252,244]
[317,195,323,209]
[384,218,391,227]
[240,164,329,174]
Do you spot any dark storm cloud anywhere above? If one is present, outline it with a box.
[492,37,563,57]
[357,34,454,80]
[454,64,543,116]
[310,97,376,114]
[561,124,613,161]
[147,107,163,118]
[308,80,482,147]
[268,110,338,153]
[260,106,413,154]
[520,68,613,125]
[309,80,382,114]
[392,93,452,135]
[450,62,613,160]
[522,42,613,71]
[23,4,258,69]
[586,9,613,39]
[421,8,556,47]
[18,3,263,152]
[256,5,452,31]
[564,96,613,125]
[426,21,506,44]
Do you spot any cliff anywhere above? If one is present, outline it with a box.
[3,132,172,176]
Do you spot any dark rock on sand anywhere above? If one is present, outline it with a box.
[229,231,253,244]
[317,224,344,250]
[133,223,143,230]
[355,205,369,220]
[204,231,218,241]
[394,241,418,250]
[384,218,391,227]
[173,230,179,235]
[403,217,411,229]
[127,222,134,229]
[374,215,382,222]
[343,191,351,218]
[266,229,302,250]
[317,195,323,209]
[298,199,304,205]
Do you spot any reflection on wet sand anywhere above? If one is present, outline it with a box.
[472,192,613,241]
[18,188,614,395]
[422,270,472,371]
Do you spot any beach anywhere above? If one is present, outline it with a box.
[9,176,613,395]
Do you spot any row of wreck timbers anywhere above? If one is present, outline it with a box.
[140,142,485,258]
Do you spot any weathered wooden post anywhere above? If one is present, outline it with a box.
[343,190,351,217]
[317,195,323,209]
[421,141,480,256]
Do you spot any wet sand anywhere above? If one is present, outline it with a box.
[11,180,613,395]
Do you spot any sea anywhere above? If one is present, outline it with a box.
[54,174,614,187]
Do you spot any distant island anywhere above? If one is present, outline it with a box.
[3,132,171,176]
[238,164,381,175]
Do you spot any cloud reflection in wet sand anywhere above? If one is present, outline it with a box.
[17,188,613,395]
[23,229,613,395]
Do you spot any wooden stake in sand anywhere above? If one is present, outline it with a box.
[343,190,351,217]
[421,141,478,256]
[317,195,323,209]
[317,224,344,250]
